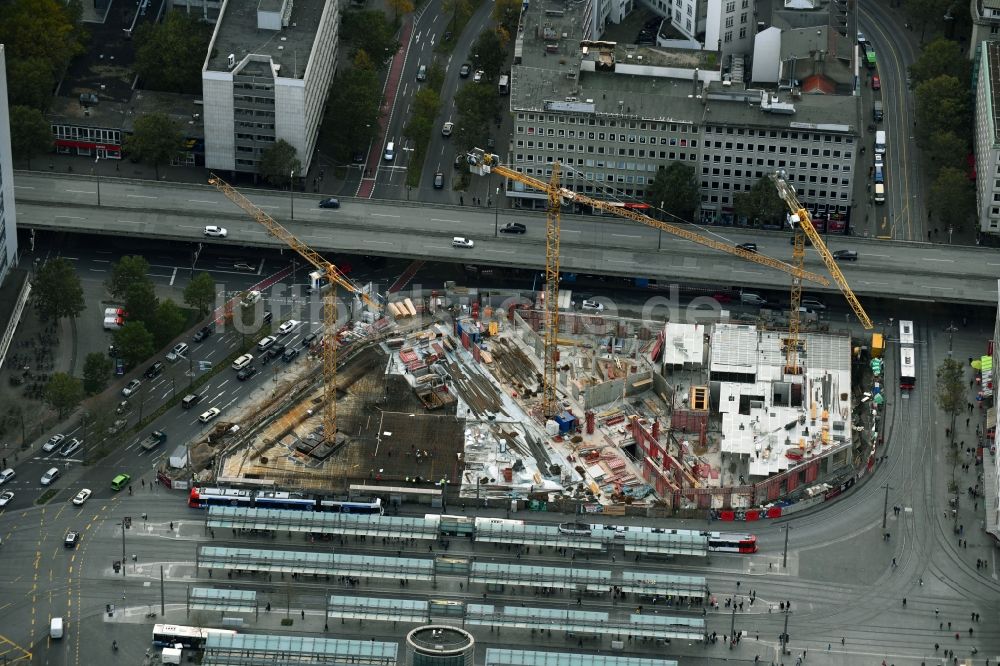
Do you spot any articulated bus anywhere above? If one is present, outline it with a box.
[188,487,383,514]
[152,624,237,649]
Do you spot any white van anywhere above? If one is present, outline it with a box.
[874,182,885,204]
[50,617,64,639]
[384,142,395,161]
[874,130,886,155]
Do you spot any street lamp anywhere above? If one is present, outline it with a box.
[494,185,500,237]
[289,170,295,220]
[94,155,102,206]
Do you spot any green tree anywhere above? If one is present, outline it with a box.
[44,372,84,418]
[113,322,155,367]
[108,255,151,301]
[928,166,975,230]
[454,82,499,150]
[909,38,971,88]
[936,357,964,436]
[645,162,700,222]
[427,62,447,93]
[124,113,183,179]
[184,272,216,315]
[152,299,187,348]
[470,31,506,82]
[133,12,212,93]
[321,64,382,159]
[386,0,414,20]
[914,75,971,146]
[492,0,520,38]
[125,281,159,326]
[733,177,787,227]
[32,257,85,322]
[5,57,56,110]
[924,131,968,176]
[904,0,951,40]
[8,105,52,167]
[82,352,113,395]
[258,139,302,188]
[341,11,400,66]
[0,0,87,87]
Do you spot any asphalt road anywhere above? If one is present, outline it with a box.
[14,174,1000,305]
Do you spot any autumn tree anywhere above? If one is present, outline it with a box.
[645,162,700,222]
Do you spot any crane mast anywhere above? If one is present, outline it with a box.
[208,174,379,442]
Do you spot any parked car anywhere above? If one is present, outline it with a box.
[0,468,14,484]
[71,489,92,506]
[459,63,472,77]
[0,491,13,507]
[832,249,859,261]
[121,379,141,397]
[143,362,164,379]
[500,223,527,234]
[204,225,227,238]
[871,75,881,90]
[319,197,340,209]
[193,325,213,342]
[237,366,258,381]
[41,467,60,486]
[42,434,65,452]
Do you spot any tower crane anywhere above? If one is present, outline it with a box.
[769,169,873,374]
[466,149,831,416]
[208,174,380,442]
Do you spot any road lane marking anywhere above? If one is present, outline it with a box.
[923,258,953,263]
[66,189,94,195]
[431,219,463,223]
[921,285,953,290]
[169,267,177,286]
[363,241,393,245]
[484,250,515,254]
[371,213,401,218]
[611,234,641,239]
[607,260,632,264]
[125,194,157,199]
[188,200,218,204]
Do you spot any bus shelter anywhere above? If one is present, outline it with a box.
[334,553,435,582]
[475,522,604,551]
[327,595,430,624]
[620,572,708,602]
[197,547,337,576]
[622,531,708,557]
[470,562,611,592]
[628,614,705,640]
[206,506,437,541]
[203,633,397,666]
[187,587,257,617]
[485,649,678,666]
[349,484,443,508]
[466,605,704,641]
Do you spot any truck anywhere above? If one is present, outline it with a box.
[139,430,167,452]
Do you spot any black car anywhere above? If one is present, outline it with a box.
[351,150,366,164]
[282,347,300,362]
[237,366,258,381]
[319,197,340,209]
[302,332,318,347]
[193,325,213,342]
[267,342,287,359]
[736,242,757,252]
[64,531,81,548]
[500,223,527,234]
[459,63,472,78]
[433,172,444,189]
[143,362,164,379]
[832,249,859,261]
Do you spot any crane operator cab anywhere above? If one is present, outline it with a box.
[467,148,498,176]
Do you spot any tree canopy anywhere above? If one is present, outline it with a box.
[454,82,499,151]
[936,357,965,422]
[321,64,382,159]
[152,299,188,348]
[258,139,302,187]
[909,38,971,88]
[125,281,159,327]
[184,272,216,315]
[914,75,971,146]
[340,11,400,67]
[733,177,786,227]
[645,162,700,222]
[108,255,151,301]
[8,105,52,167]
[924,131,968,176]
[470,31,506,82]
[928,167,975,230]
[113,321,155,368]
[133,12,212,93]
[82,352,113,395]
[32,257,84,321]
[124,113,184,179]
[45,372,84,418]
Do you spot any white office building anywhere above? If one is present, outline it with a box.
[973,40,1000,236]
[0,45,20,284]
[202,0,339,175]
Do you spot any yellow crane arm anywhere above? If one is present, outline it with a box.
[470,154,829,287]
[208,174,378,309]
[770,173,873,329]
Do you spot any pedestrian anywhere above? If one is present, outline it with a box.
[841,637,845,645]
[892,557,897,568]
[902,598,906,606]
[128,485,133,495]
[460,195,464,205]
[967,418,970,428]
[169,521,173,530]
[948,622,952,630]
[301,609,305,620]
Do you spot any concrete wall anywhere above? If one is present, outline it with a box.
[583,369,653,409]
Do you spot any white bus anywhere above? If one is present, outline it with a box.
[152,624,237,649]
[900,346,916,390]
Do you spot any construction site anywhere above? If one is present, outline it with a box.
[178,167,873,513]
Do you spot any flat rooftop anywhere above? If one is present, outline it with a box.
[207,0,328,76]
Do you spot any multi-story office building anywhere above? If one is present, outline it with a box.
[507,2,860,229]
[202,0,339,175]
[974,40,1000,236]
[971,0,1000,59]
[0,45,20,284]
